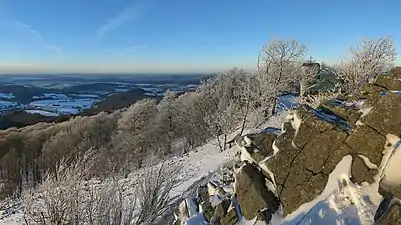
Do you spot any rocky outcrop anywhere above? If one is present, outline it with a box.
[172,68,401,224]
[235,70,401,219]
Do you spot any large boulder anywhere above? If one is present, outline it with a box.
[235,131,278,164]
[234,162,280,222]
[292,106,336,149]
[242,132,277,163]
[362,92,401,136]
[350,154,378,184]
[345,125,385,166]
[375,68,401,90]
[265,108,350,214]
[211,199,238,225]
[264,122,298,188]
[320,99,362,125]
[358,83,387,106]
[198,185,214,221]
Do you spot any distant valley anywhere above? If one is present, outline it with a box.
[0,74,210,129]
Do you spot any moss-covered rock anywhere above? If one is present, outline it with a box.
[362,92,401,136]
[358,83,387,106]
[265,122,298,187]
[346,125,385,167]
[299,128,347,174]
[220,208,239,225]
[350,154,377,184]
[211,199,239,225]
[198,185,214,221]
[243,132,277,162]
[322,144,352,175]
[375,70,401,90]
[292,107,336,148]
[320,99,362,125]
[234,162,280,221]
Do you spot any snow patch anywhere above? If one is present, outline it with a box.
[380,134,401,186]
[25,109,59,117]
[359,107,373,118]
[358,155,378,170]
[0,93,15,99]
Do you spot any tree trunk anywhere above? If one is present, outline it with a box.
[239,100,250,136]
[270,97,277,116]
[223,134,227,151]
[216,134,224,152]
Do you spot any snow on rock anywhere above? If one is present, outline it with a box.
[283,154,382,225]
[169,142,237,198]
[185,213,209,225]
[358,155,378,170]
[276,94,300,113]
[283,155,353,223]
[186,198,199,217]
[380,134,401,186]
[359,106,373,118]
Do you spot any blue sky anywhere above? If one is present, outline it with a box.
[0,0,400,73]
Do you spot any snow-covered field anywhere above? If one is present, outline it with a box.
[0,101,18,110]
[24,110,60,117]
[0,93,15,100]
[29,98,98,115]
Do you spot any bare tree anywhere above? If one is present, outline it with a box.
[257,39,307,116]
[157,90,180,155]
[112,99,160,171]
[22,150,95,224]
[173,92,210,153]
[198,68,247,151]
[132,157,183,225]
[335,36,397,93]
[21,151,183,225]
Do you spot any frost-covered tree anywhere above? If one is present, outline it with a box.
[173,92,210,153]
[157,90,179,154]
[257,39,307,116]
[198,68,247,151]
[335,36,397,93]
[22,151,182,225]
[112,99,166,170]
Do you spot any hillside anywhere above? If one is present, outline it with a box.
[0,69,400,224]
[172,68,401,224]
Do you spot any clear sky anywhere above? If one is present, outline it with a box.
[0,0,400,74]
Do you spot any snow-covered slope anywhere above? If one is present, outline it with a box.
[2,91,400,225]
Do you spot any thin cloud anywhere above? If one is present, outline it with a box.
[95,6,138,40]
[14,21,43,41]
[14,20,62,55]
